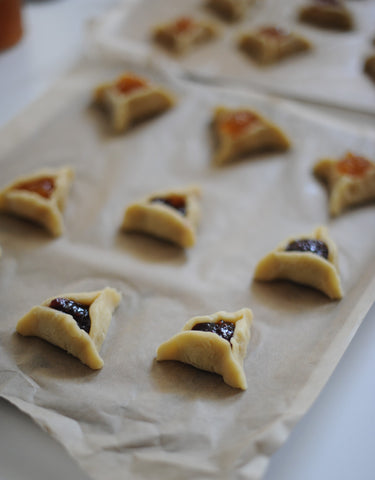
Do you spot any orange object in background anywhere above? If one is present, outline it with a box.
[0,0,23,51]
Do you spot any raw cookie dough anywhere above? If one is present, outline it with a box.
[93,71,176,133]
[212,106,291,164]
[238,25,311,65]
[16,287,122,369]
[0,166,74,237]
[298,0,354,31]
[157,308,253,390]
[254,226,343,300]
[152,16,218,54]
[121,185,201,248]
[364,54,375,83]
[206,0,254,22]
[313,152,375,216]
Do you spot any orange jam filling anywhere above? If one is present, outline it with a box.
[171,17,195,34]
[219,110,259,137]
[15,177,55,199]
[259,26,288,38]
[115,74,148,95]
[336,152,372,177]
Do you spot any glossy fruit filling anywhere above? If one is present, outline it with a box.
[151,195,187,215]
[336,152,372,177]
[192,320,235,343]
[15,177,55,199]
[49,297,91,333]
[285,239,329,259]
[219,110,259,137]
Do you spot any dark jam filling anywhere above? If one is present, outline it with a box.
[151,195,187,215]
[49,297,91,334]
[192,320,235,343]
[15,177,55,199]
[285,239,329,259]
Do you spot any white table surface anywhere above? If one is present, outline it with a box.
[0,1,374,479]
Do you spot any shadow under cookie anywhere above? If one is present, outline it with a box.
[115,231,188,265]
[250,279,333,313]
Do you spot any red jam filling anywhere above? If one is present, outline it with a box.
[151,195,186,215]
[49,297,91,334]
[336,152,372,177]
[219,110,259,137]
[171,17,195,35]
[15,177,55,199]
[115,74,148,95]
[192,320,235,343]
[259,26,288,39]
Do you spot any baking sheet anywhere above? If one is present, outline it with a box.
[89,0,375,114]
[0,57,375,480]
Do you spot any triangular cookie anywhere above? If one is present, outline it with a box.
[254,226,343,299]
[212,106,291,164]
[16,287,122,369]
[364,54,375,84]
[298,0,354,31]
[152,16,218,55]
[121,185,201,248]
[206,0,254,22]
[93,71,176,133]
[314,152,375,216]
[0,167,74,236]
[238,25,311,65]
[157,308,253,390]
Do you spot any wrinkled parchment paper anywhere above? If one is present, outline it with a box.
[0,57,375,480]
[89,0,375,114]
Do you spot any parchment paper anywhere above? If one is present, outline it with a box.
[0,56,375,480]
[89,0,375,114]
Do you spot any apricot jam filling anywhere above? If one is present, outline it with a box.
[259,26,288,38]
[49,298,91,334]
[285,239,329,259]
[192,320,235,343]
[219,110,259,137]
[15,177,55,199]
[151,195,187,215]
[171,17,195,35]
[336,153,372,177]
[115,74,148,95]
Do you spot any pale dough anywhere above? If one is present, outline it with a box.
[212,106,291,165]
[364,54,375,83]
[298,0,354,31]
[16,287,122,369]
[254,226,343,300]
[0,167,74,237]
[152,16,218,55]
[157,308,253,390]
[93,72,176,133]
[313,152,375,216]
[238,25,311,65]
[121,185,201,248]
[206,0,254,22]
